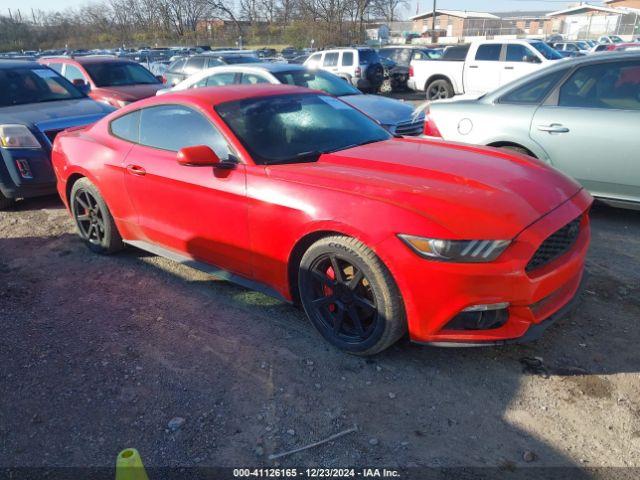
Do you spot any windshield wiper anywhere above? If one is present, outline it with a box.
[267,150,323,165]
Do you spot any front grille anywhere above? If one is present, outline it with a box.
[526,217,581,273]
[43,128,64,146]
[394,118,424,136]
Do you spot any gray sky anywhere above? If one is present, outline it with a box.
[4,0,606,16]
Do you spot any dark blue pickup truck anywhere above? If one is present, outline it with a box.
[0,60,114,209]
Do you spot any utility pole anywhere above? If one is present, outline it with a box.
[431,0,437,44]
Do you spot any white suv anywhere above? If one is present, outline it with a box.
[304,47,384,93]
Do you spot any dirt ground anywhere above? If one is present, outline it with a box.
[1,194,639,479]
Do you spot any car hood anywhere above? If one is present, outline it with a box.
[92,84,165,101]
[339,94,420,126]
[0,98,114,127]
[267,138,583,239]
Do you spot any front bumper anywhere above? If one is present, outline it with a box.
[378,188,593,345]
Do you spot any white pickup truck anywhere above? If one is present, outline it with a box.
[408,39,564,100]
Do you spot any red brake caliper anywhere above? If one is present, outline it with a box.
[324,266,336,312]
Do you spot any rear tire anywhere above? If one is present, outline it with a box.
[426,79,454,100]
[0,191,14,210]
[298,236,406,356]
[70,178,124,254]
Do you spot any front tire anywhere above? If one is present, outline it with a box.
[70,178,124,254]
[298,236,406,356]
[426,79,454,100]
[0,191,14,210]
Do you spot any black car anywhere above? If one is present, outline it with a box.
[0,61,113,209]
[378,46,442,93]
[163,53,262,86]
[257,48,277,58]
[281,47,301,60]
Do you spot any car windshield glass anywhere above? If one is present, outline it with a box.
[0,67,84,107]
[215,93,391,165]
[611,36,623,43]
[530,42,563,60]
[222,56,261,64]
[85,62,160,87]
[273,70,361,97]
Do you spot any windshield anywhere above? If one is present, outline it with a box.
[611,36,624,43]
[215,93,391,165]
[0,67,84,107]
[273,70,361,97]
[530,42,563,60]
[85,62,160,87]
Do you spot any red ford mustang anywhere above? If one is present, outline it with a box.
[51,84,592,355]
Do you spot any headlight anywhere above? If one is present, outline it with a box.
[398,235,510,262]
[0,124,41,149]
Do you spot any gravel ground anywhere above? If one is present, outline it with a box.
[1,194,639,478]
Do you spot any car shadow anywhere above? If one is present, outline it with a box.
[9,194,65,212]
[1,203,638,475]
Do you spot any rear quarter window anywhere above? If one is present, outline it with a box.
[110,110,141,143]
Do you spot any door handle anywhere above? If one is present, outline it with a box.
[126,164,146,176]
[504,66,514,70]
[536,124,570,134]
[469,65,479,69]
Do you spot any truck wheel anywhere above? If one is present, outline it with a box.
[70,178,124,254]
[298,235,407,356]
[426,79,454,100]
[0,191,14,210]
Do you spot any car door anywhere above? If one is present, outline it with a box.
[122,104,252,276]
[501,44,542,86]
[530,59,640,202]
[464,44,503,94]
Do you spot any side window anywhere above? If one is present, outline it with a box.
[64,65,86,82]
[48,63,63,73]
[475,44,502,61]
[205,58,224,68]
[500,69,567,104]
[341,52,354,67]
[308,53,322,64]
[139,105,231,158]
[168,58,187,73]
[566,44,578,52]
[559,61,640,111]
[505,44,535,62]
[184,57,205,75]
[110,110,141,143]
[323,52,339,67]
[240,73,269,84]
[397,49,411,64]
[205,72,237,86]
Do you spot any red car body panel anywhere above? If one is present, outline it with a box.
[51,85,593,345]
[38,57,164,107]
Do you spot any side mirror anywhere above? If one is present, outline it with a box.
[177,145,235,169]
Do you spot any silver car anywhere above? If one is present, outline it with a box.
[158,63,425,136]
[424,52,640,209]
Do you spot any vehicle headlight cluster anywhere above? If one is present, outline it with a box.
[398,234,510,262]
[0,124,41,149]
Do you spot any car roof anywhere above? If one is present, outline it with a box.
[0,59,42,69]
[484,51,640,101]
[46,56,134,65]
[143,84,314,107]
